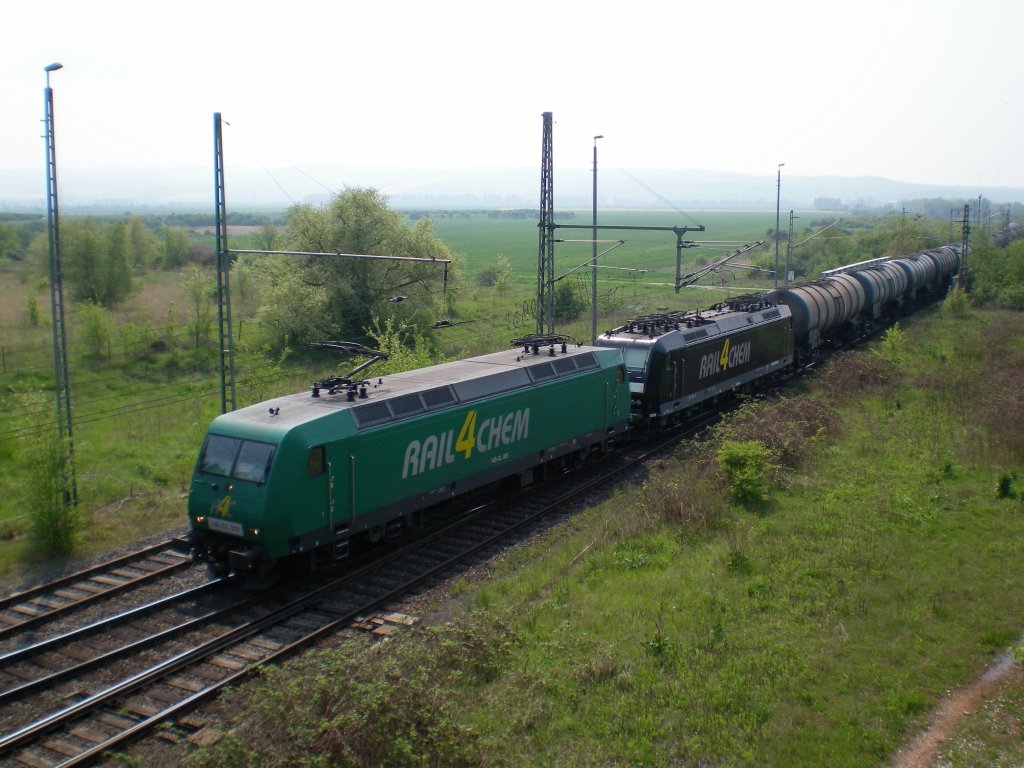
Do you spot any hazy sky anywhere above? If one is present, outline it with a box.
[6,0,1024,191]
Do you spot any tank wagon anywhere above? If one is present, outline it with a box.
[594,302,794,425]
[188,343,629,577]
[767,245,961,358]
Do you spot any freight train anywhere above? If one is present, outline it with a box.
[187,244,961,579]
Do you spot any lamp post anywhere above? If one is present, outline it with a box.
[774,163,784,289]
[43,61,77,508]
[591,134,603,344]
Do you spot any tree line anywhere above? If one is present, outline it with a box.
[6,188,461,348]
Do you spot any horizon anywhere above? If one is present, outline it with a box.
[3,164,1022,215]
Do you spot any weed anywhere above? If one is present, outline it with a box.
[726,547,753,575]
[997,472,1018,499]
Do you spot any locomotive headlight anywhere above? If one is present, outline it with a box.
[225,483,233,493]
[248,528,260,537]
[195,515,206,524]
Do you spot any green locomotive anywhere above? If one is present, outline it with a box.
[188,342,630,578]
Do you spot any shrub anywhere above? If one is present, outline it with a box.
[997,472,1017,499]
[24,427,80,556]
[76,301,114,359]
[189,616,513,768]
[714,396,839,469]
[875,323,908,369]
[716,440,775,506]
[942,286,971,318]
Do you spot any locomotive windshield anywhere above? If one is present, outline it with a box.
[622,346,650,374]
[199,435,275,484]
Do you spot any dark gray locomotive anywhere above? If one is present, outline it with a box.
[595,245,961,425]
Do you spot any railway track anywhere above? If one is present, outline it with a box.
[0,539,196,647]
[0,425,702,767]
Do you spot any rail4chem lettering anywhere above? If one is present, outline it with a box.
[402,407,530,479]
[698,338,752,380]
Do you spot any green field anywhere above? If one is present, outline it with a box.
[426,209,780,355]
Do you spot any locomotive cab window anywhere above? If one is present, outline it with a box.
[199,435,275,484]
[622,347,650,375]
[199,435,240,477]
[234,441,275,484]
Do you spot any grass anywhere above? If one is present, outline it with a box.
[180,302,1024,768]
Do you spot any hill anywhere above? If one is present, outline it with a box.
[3,165,1022,214]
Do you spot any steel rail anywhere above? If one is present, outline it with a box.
[0,540,194,639]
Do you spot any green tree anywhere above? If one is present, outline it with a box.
[252,254,333,346]
[128,215,155,269]
[875,323,908,371]
[284,188,459,339]
[252,220,280,251]
[162,225,192,269]
[19,393,80,556]
[493,254,513,296]
[363,316,434,375]
[553,279,585,322]
[25,293,40,326]
[76,301,115,358]
[62,218,133,306]
[104,220,133,303]
[183,268,215,349]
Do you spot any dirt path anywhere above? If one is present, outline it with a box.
[888,650,1021,768]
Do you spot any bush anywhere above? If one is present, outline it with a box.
[189,616,514,768]
[942,286,971,318]
[875,323,908,369]
[714,395,839,469]
[25,427,80,556]
[716,440,775,506]
[76,301,114,359]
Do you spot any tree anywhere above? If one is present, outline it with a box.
[553,279,585,322]
[76,301,115,358]
[63,218,133,306]
[183,268,215,349]
[252,220,280,251]
[161,225,192,269]
[104,221,133,303]
[493,254,513,296]
[283,188,459,339]
[128,215,155,269]
[252,254,333,346]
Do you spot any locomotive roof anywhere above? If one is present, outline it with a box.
[215,344,617,434]
[599,304,790,347]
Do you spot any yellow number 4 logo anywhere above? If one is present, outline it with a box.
[455,410,477,459]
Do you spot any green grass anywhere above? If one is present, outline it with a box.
[427,209,778,353]
[181,303,1024,768]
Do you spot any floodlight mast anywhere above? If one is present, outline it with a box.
[43,61,78,508]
